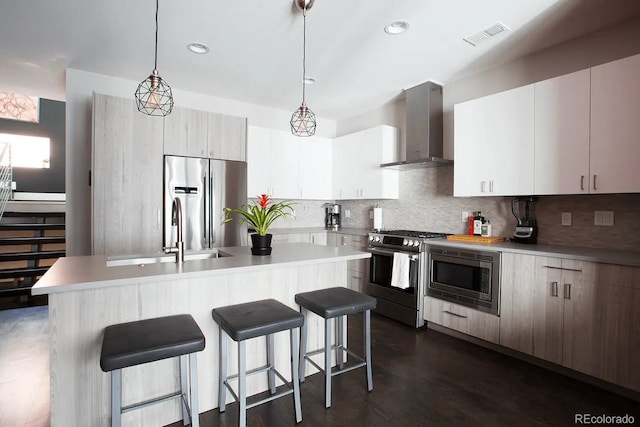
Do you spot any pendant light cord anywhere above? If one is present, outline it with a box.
[154,0,159,70]
[302,6,307,104]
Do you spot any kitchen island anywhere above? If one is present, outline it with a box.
[32,243,371,426]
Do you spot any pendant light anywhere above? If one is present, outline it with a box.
[135,0,174,116]
[290,0,316,137]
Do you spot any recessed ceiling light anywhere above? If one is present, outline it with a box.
[187,42,210,54]
[303,77,316,85]
[384,20,410,35]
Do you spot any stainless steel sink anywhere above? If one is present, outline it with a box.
[106,250,230,267]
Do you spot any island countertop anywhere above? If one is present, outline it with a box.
[32,243,371,295]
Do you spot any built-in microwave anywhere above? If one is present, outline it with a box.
[427,245,501,316]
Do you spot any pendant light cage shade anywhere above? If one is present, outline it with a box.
[135,0,173,116]
[135,70,174,116]
[290,103,316,136]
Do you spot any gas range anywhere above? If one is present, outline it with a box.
[368,229,449,252]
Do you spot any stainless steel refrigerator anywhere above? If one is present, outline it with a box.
[164,155,247,250]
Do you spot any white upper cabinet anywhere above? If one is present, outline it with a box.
[247,125,273,197]
[333,125,400,200]
[299,136,333,200]
[590,53,640,193]
[454,85,535,197]
[534,69,591,195]
[270,131,301,199]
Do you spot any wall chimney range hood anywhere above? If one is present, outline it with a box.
[381,81,453,169]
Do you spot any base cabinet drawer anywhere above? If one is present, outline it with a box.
[424,296,500,344]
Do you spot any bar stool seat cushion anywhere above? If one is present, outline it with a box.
[100,314,205,372]
[212,299,304,342]
[295,287,377,319]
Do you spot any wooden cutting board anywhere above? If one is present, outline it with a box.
[446,235,505,243]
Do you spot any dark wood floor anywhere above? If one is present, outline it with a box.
[2,306,637,427]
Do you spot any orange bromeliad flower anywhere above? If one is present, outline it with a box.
[257,194,270,209]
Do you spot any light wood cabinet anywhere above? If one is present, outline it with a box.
[163,106,208,157]
[270,231,327,246]
[91,93,164,255]
[425,296,500,344]
[590,53,640,193]
[207,113,247,161]
[454,85,535,197]
[534,69,591,195]
[329,232,369,292]
[500,252,640,392]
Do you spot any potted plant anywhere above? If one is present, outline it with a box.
[222,194,295,255]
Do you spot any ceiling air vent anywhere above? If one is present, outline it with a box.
[463,22,510,46]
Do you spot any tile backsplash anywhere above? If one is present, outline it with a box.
[339,166,640,251]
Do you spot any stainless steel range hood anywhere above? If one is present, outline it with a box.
[381,81,453,169]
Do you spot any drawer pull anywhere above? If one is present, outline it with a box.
[580,175,585,191]
[443,310,468,319]
[551,281,558,297]
[542,265,582,272]
[564,283,571,300]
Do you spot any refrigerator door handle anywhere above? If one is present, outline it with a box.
[203,175,210,247]
[209,175,215,247]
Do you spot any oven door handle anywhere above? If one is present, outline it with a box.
[367,248,419,261]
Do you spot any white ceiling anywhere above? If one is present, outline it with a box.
[1,0,640,120]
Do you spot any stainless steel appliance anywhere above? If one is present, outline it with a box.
[323,203,341,230]
[164,155,247,250]
[512,196,538,244]
[427,245,501,316]
[367,230,448,328]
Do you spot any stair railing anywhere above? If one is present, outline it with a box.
[0,141,11,220]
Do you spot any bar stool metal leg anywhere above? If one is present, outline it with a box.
[337,315,344,369]
[238,340,247,427]
[179,355,191,426]
[267,334,276,395]
[218,326,227,412]
[365,310,373,391]
[290,328,302,423]
[324,317,332,408]
[111,369,122,427]
[299,307,308,382]
[189,353,200,427]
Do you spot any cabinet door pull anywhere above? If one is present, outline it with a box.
[542,265,582,272]
[311,235,315,244]
[564,283,572,300]
[551,281,559,297]
[481,181,486,193]
[593,175,597,191]
[489,180,494,193]
[580,175,585,191]
[443,310,468,319]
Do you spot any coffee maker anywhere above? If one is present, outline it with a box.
[511,196,538,244]
[323,203,341,230]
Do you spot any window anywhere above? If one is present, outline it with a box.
[0,133,50,168]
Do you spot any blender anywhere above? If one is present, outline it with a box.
[511,196,538,244]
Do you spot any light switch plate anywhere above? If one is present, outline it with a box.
[461,211,469,223]
[344,209,351,218]
[594,211,614,226]
[561,212,572,226]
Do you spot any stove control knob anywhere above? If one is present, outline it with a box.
[369,235,374,242]
[375,236,381,243]
[403,238,409,246]
[413,241,421,247]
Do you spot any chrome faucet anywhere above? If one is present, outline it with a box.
[164,197,184,263]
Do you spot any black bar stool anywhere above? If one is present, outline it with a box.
[100,314,205,427]
[212,299,304,427]
[295,287,376,408]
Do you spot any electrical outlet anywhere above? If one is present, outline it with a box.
[344,209,351,218]
[594,211,614,226]
[369,210,374,219]
[561,212,572,226]
[461,211,469,223]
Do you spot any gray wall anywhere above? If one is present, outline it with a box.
[0,98,65,193]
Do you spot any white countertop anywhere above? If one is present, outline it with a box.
[264,227,372,236]
[428,239,640,268]
[32,243,371,295]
